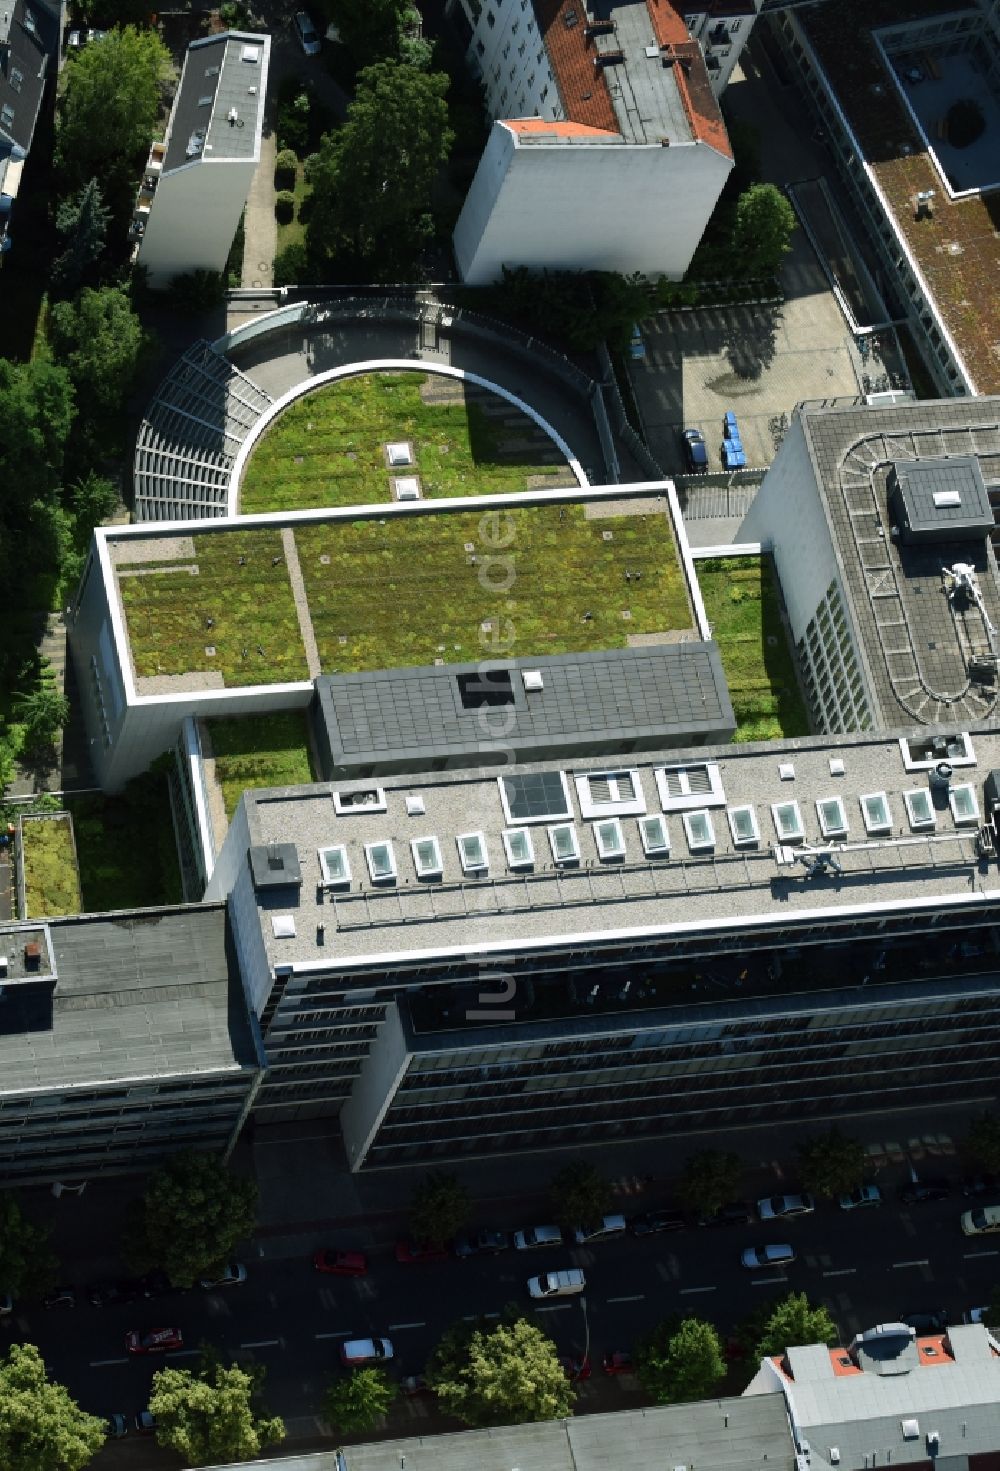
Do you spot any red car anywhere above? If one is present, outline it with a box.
[126,1327,183,1355]
[312,1248,368,1277]
[560,1354,592,1382]
[602,1351,634,1376]
[394,1238,450,1264]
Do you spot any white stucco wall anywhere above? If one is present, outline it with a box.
[138,157,256,287]
[453,123,732,283]
[339,1003,410,1172]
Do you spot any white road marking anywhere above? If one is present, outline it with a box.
[679,1285,717,1295]
[751,1276,788,1287]
[892,1259,930,1269]
[964,1249,1000,1259]
[606,1294,645,1303]
[387,1322,426,1331]
[90,1357,129,1367]
[166,1349,201,1358]
[241,1339,281,1349]
[315,1331,352,1339]
[534,1303,572,1312]
[822,1268,858,1278]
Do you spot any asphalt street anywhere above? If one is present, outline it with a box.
[11,1188,997,1432]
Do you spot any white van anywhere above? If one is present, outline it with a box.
[528,1267,586,1299]
[573,1213,627,1245]
[961,1204,1000,1236]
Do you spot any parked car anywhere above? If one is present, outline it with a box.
[757,1193,815,1221]
[698,1201,753,1228]
[627,324,645,361]
[572,1214,626,1245]
[0,1295,12,1317]
[107,1414,128,1439]
[89,1279,144,1308]
[140,1270,176,1298]
[339,1336,393,1366]
[313,1248,368,1276]
[961,1204,1000,1236]
[513,1224,563,1250]
[42,1287,76,1310]
[898,1179,950,1205]
[839,1185,882,1211]
[528,1267,586,1299]
[741,1243,796,1270]
[133,1411,157,1434]
[602,1350,634,1376]
[453,1229,509,1258]
[681,427,708,472]
[293,10,321,54]
[966,1306,991,1325]
[126,1327,183,1354]
[560,1354,591,1382]
[198,1263,247,1290]
[394,1238,450,1264]
[630,1209,686,1237]
[962,1172,999,1198]
[903,1309,948,1334]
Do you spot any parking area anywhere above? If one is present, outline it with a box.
[628,228,861,475]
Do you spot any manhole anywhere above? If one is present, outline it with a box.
[338,636,347,646]
[205,645,216,656]
[603,530,614,541]
[621,610,632,620]
[319,555,331,565]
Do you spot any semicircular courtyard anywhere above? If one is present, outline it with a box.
[237,368,579,514]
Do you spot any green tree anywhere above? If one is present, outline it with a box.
[636,1317,726,1404]
[965,1113,1000,1174]
[306,61,452,277]
[676,1150,744,1217]
[0,1343,106,1471]
[752,1293,837,1360]
[0,1196,58,1298]
[428,1312,574,1426]
[52,179,110,295]
[549,1160,610,1229]
[796,1128,865,1199]
[329,0,411,67]
[48,287,145,416]
[730,182,797,277]
[149,1362,284,1466]
[13,686,70,756]
[70,472,119,543]
[123,1151,257,1288]
[165,268,227,314]
[0,359,75,527]
[56,26,171,190]
[409,1171,470,1247]
[324,1368,396,1434]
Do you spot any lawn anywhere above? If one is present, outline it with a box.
[21,814,83,919]
[239,371,571,513]
[275,161,309,256]
[295,501,691,673]
[206,711,315,819]
[119,529,309,688]
[696,555,810,742]
[67,775,183,913]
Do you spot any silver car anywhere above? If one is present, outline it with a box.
[741,1243,796,1270]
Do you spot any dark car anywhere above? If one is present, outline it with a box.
[89,1279,145,1308]
[962,1172,999,1198]
[630,1210,686,1237]
[394,1238,450,1264]
[454,1229,509,1258]
[126,1327,183,1355]
[42,1287,76,1310]
[898,1179,951,1205]
[602,1350,634,1376]
[681,428,709,473]
[904,1309,948,1334]
[560,1354,592,1382]
[313,1248,368,1277]
[697,1201,753,1228]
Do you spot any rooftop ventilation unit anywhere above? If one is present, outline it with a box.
[522,669,544,692]
[241,43,260,61]
[185,129,206,157]
[901,1421,920,1441]
[594,49,625,66]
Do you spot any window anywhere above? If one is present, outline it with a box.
[816,796,848,838]
[903,789,935,830]
[683,810,715,852]
[411,836,443,879]
[594,818,625,861]
[727,805,759,846]
[333,787,387,815]
[499,771,571,824]
[503,828,534,869]
[486,7,495,24]
[771,801,804,841]
[0,104,13,129]
[9,67,23,93]
[638,815,669,856]
[456,670,514,708]
[860,792,892,834]
[457,831,488,873]
[548,823,580,863]
[575,770,645,818]
[655,762,725,811]
[365,841,397,882]
[949,784,979,825]
[318,845,351,887]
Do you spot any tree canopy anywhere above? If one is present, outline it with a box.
[428,1313,574,1426]
[328,0,413,68]
[0,1196,58,1299]
[752,1293,838,1360]
[52,179,110,296]
[409,1171,470,1247]
[965,1113,1000,1174]
[123,1150,257,1287]
[0,1343,106,1471]
[676,1150,744,1217]
[549,1160,611,1229]
[149,1362,285,1466]
[730,182,797,277]
[636,1317,726,1404]
[48,287,145,417]
[0,358,75,528]
[56,27,171,189]
[306,61,452,277]
[324,1368,396,1434]
[796,1129,865,1198]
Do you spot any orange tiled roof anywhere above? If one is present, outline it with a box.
[534,0,619,133]
[505,117,618,137]
[646,0,732,158]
